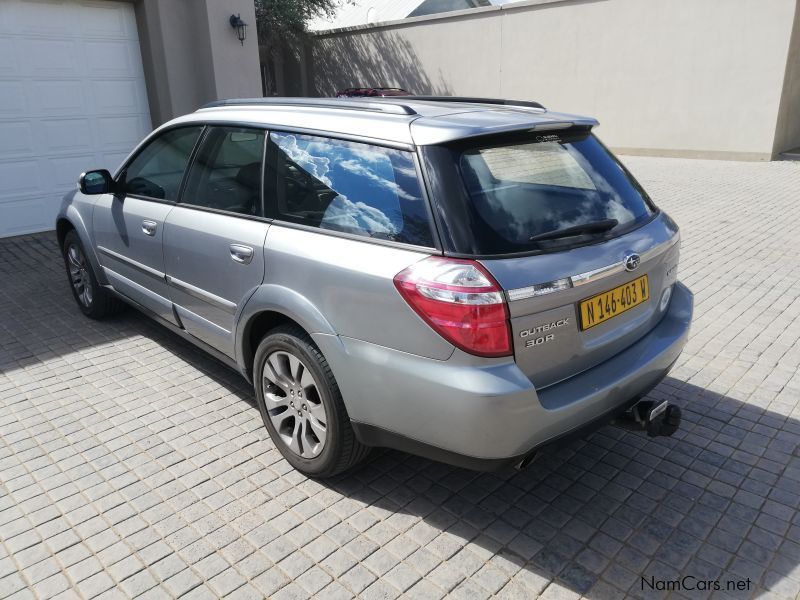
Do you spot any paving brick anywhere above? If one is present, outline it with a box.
[76,571,116,599]
[295,565,333,595]
[162,568,202,597]
[252,567,290,597]
[207,568,247,597]
[2,158,800,598]
[339,564,377,595]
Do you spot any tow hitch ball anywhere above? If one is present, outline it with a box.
[615,400,682,437]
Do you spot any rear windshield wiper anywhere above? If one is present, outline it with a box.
[529,219,618,242]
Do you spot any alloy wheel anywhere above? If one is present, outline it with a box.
[66,243,93,307]
[262,350,327,458]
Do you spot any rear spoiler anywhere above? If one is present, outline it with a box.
[410,118,599,146]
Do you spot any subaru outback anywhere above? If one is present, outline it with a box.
[56,96,693,477]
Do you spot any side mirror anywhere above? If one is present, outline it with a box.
[79,169,114,195]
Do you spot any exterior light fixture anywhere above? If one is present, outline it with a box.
[230,13,247,46]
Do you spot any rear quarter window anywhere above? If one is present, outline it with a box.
[268,132,434,247]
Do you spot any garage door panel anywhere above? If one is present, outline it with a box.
[49,155,93,188]
[84,40,140,74]
[0,0,151,237]
[0,37,18,74]
[0,82,26,115]
[29,80,88,117]
[96,115,148,150]
[8,0,80,34]
[40,119,94,153]
[92,79,144,114]
[78,2,129,37]
[0,196,50,236]
[0,161,42,195]
[21,38,81,74]
[0,123,35,157]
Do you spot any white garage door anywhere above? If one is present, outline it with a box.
[0,0,151,237]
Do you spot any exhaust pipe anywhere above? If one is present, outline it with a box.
[613,400,682,437]
[514,452,538,470]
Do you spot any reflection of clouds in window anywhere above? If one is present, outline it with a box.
[321,196,397,234]
[338,145,395,164]
[604,200,635,223]
[539,199,634,232]
[273,133,334,187]
[563,146,636,223]
[339,159,416,201]
[394,164,418,179]
[273,132,426,239]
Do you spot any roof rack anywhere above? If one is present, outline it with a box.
[403,96,546,110]
[200,97,417,116]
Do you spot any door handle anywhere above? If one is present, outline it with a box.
[141,219,157,236]
[229,244,254,264]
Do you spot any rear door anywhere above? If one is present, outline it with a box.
[93,126,203,323]
[163,126,269,358]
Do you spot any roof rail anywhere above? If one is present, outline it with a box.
[404,96,546,110]
[200,97,417,116]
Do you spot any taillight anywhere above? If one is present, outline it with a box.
[393,256,512,357]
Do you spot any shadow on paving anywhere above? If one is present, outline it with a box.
[1,233,799,599]
[336,376,800,599]
[0,234,253,402]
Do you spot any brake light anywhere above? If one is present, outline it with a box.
[393,257,512,357]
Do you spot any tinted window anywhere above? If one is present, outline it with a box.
[122,127,203,200]
[269,132,433,246]
[431,130,655,255]
[182,127,265,216]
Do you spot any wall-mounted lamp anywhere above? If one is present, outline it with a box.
[229,13,248,46]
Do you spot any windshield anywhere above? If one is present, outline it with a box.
[424,130,656,256]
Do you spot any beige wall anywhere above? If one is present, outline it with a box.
[133,0,261,127]
[309,0,800,159]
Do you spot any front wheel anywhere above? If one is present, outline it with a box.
[253,325,370,477]
[62,229,124,319]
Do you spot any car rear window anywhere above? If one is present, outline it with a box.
[426,130,656,256]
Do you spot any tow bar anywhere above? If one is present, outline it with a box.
[514,399,682,471]
[613,399,682,437]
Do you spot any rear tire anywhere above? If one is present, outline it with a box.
[62,229,125,319]
[253,324,370,477]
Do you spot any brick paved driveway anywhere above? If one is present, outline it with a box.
[1,156,799,600]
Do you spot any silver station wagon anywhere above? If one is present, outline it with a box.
[57,97,693,477]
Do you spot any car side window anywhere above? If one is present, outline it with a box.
[121,127,203,201]
[268,132,434,247]
[182,127,266,216]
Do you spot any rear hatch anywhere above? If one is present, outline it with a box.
[420,126,681,390]
[482,217,680,390]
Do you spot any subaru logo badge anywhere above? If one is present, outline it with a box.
[624,254,641,271]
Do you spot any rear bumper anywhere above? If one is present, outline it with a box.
[316,282,693,469]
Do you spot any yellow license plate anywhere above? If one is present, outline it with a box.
[579,275,649,330]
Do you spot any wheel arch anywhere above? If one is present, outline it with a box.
[236,285,339,382]
[55,204,107,286]
[56,217,75,248]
